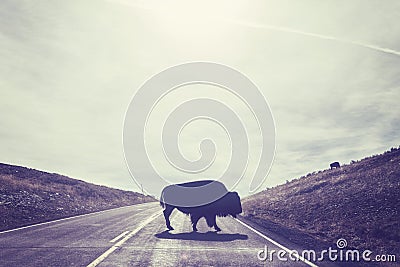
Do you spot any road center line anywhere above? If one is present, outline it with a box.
[234,218,318,267]
[109,231,130,243]
[87,211,162,267]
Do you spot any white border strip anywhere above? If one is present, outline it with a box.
[0,202,157,235]
[87,211,162,267]
[235,218,318,267]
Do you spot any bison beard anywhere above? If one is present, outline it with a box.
[160,181,242,232]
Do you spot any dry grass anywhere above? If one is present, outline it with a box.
[243,147,400,255]
[0,163,155,231]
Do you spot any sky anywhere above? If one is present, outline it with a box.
[1,0,400,197]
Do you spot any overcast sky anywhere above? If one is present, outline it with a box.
[1,0,399,197]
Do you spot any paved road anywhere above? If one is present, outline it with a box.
[0,202,315,266]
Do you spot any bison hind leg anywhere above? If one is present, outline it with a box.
[205,215,214,227]
[190,214,201,232]
[163,205,175,230]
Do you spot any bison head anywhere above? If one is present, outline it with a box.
[216,191,242,218]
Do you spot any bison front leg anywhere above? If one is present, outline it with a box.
[163,205,174,230]
[190,214,201,232]
[212,215,221,232]
[205,215,221,232]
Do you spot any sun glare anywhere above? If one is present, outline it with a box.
[115,0,247,52]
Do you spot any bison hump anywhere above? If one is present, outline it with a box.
[161,180,229,207]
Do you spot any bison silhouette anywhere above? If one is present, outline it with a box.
[330,161,340,169]
[160,180,242,232]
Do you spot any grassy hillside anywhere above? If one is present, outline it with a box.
[0,163,155,231]
[243,147,400,255]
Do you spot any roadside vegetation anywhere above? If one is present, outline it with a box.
[0,163,155,231]
[243,147,400,255]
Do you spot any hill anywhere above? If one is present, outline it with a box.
[242,146,400,256]
[0,163,155,231]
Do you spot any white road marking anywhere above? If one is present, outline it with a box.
[87,211,162,267]
[109,231,130,243]
[0,202,157,235]
[235,218,319,267]
[112,246,258,251]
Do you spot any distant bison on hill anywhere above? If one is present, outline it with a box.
[330,162,340,169]
[160,180,242,232]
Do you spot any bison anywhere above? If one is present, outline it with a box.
[330,161,340,169]
[160,180,242,232]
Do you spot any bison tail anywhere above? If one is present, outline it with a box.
[160,200,165,209]
[159,191,166,209]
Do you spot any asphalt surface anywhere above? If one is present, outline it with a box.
[0,202,316,266]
